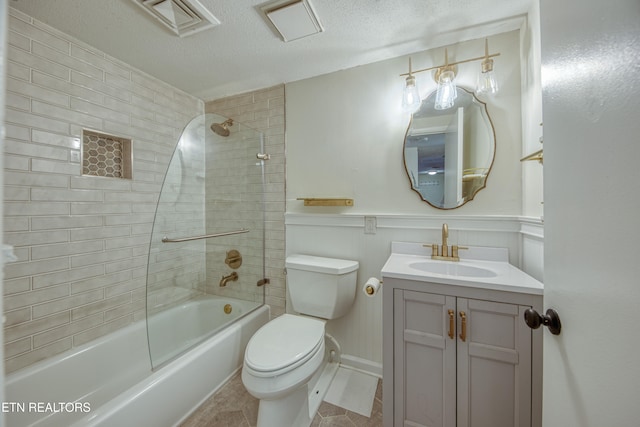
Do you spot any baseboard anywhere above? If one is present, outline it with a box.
[339,354,383,378]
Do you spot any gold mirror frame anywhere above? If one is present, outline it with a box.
[403,87,496,210]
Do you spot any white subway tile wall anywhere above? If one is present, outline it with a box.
[201,122,262,308]
[205,86,286,317]
[3,8,203,373]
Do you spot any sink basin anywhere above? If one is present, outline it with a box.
[409,261,498,278]
[382,243,544,295]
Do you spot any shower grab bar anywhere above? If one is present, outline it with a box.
[161,228,249,243]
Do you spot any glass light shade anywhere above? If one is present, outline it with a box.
[476,70,499,95]
[434,70,457,110]
[402,75,421,113]
[476,58,499,95]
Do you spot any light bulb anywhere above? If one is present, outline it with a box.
[402,75,421,113]
[476,58,499,95]
[434,70,457,110]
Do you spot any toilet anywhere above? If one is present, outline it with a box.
[242,254,359,427]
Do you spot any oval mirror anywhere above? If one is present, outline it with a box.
[403,87,496,209]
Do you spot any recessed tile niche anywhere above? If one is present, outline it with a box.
[82,130,132,179]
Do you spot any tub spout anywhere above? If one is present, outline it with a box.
[220,272,238,287]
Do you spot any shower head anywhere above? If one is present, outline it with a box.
[210,119,233,137]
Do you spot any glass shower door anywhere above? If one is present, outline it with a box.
[146,113,266,369]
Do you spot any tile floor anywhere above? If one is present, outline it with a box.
[180,370,383,427]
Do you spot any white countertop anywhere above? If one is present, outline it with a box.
[381,243,544,295]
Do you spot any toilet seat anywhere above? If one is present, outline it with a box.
[244,314,325,377]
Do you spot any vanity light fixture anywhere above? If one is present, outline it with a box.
[401,58,422,113]
[399,39,500,111]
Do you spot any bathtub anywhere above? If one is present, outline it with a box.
[5,296,270,427]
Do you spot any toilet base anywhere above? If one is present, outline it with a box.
[257,384,309,427]
[255,358,339,427]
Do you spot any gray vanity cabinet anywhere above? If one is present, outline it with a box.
[384,278,542,427]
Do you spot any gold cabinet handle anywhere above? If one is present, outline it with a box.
[448,309,455,339]
[459,311,467,342]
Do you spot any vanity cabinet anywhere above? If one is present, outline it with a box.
[383,277,542,427]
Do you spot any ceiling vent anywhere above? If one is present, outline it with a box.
[130,0,220,37]
[259,0,323,42]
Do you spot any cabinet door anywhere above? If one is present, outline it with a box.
[394,289,456,427]
[456,299,532,427]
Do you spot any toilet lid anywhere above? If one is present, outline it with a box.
[245,314,325,373]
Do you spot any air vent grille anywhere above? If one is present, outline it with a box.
[259,0,323,42]
[131,0,220,37]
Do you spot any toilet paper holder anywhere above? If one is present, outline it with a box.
[364,278,383,296]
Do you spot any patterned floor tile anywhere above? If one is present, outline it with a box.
[180,370,383,427]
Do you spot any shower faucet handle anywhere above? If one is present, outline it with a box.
[225,250,242,269]
[256,153,270,160]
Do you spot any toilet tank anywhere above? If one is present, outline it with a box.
[285,254,359,319]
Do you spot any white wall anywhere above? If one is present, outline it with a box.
[287,31,523,216]
[285,31,544,371]
[519,2,545,281]
[520,1,544,218]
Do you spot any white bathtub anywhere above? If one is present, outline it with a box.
[5,296,270,427]
[148,295,262,367]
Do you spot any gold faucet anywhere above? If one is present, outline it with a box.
[220,271,238,287]
[424,223,467,262]
[441,223,449,257]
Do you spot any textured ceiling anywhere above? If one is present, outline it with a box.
[10,0,531,101]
